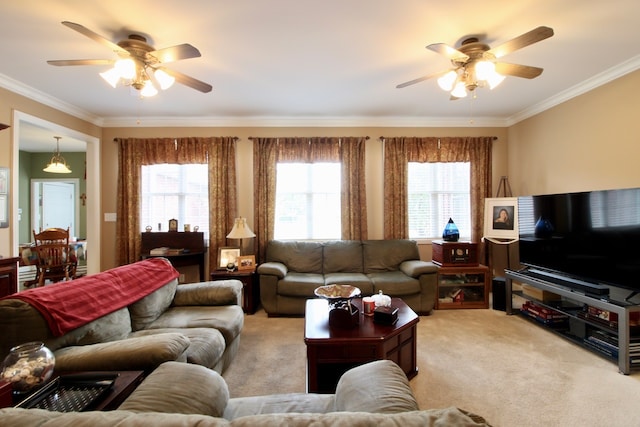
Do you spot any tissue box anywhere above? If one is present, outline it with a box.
[373,306,398,325]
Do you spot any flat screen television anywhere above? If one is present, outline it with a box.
[517,187,640,299]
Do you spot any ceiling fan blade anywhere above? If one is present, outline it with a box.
[396,70,449,89]
[427,43,469,62]
[61,21,129,56]
[487,26,554,58]
[147,44,201,64]
[158,67,212,93]
[495,62,544,79]
[47,59,114,66]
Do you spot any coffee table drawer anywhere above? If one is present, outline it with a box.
[315,344,377,360]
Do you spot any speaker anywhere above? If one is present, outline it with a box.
[492,277,506,311]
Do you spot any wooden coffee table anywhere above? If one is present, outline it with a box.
[304,297,419,393]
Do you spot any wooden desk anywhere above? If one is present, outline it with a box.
[140,232,206,281]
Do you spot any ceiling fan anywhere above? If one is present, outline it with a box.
[396,26,554,99]
[47,21,212,97]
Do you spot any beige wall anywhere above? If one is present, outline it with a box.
[508,69,640,196]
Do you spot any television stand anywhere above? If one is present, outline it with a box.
[505,269,640,375]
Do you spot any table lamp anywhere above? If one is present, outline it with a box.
[226,217,256,255]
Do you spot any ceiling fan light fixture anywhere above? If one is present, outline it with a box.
[154,69,175,90]
[43,136,72,174]
[115,58,136,79]
[140,79,158,97]
[451,81,467,98]
[437,70,457,91]
[99,67,121,88]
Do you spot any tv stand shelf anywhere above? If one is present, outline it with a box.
[505,269,640,374]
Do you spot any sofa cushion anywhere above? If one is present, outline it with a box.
[224,393,336,420]
[53,332,190,371]
[128,279,179,331]
[130,327,225,369]
[322,240,363,273]
[277,273,325,297]
[368,271,421,296]
[267,241,324,273]
[362,240,420,273]
[334,359,419,413]
[323,273,374,295]
[146,305,244,345]
[0,408,230,427]
[120,361,229,417]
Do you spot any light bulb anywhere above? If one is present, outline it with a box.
[475,61,495,81]
[140,80,158,97]
[437,70,457,91]
[451,81,467,98]
[154,69,175,90]
[115,58,136,80]
[99,67,121,88]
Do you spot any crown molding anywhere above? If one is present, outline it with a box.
[0,72,103,126]
[507,54,640,126]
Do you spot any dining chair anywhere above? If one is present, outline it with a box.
[32,227,77,287]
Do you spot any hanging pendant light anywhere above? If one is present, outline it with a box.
[43,136,72,174]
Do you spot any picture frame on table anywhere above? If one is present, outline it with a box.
[217,247,241,270]
[237,255,256,271]
[484,197,519,240]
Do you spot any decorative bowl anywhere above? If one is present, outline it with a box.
[1,341,55,393]
[314,284,361,301]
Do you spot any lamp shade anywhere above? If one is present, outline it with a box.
[226,218,256,239]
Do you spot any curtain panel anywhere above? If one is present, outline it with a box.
[382,136,493,242]
[115,137,237,269]
[252,136,368,263]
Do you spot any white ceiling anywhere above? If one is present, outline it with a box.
[3,0,640,151]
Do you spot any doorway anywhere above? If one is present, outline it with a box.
[31,179,79,237]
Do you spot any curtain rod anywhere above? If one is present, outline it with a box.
[379,136,498,141]
[113,137,239,142]
[248,136,370,140]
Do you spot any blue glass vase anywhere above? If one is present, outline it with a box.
[442,218,460,242]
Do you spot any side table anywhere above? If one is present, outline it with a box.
[210,270,260,314]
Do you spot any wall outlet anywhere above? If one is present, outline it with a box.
[179,274,186,283]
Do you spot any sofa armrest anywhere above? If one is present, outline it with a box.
[334,360,419,413]
[120,361,229,417]
[257,262,287,279]
[52,332,190,372]
[173,280,242,307]
[399,260,439,278]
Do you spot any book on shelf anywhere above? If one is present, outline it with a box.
[149,247,169,255]
[166,248,186,255]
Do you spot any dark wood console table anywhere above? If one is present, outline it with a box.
[140,232,206,281]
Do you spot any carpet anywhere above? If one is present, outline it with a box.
[222,307,640,427]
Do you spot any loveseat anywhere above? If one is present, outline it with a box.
[0,360,490,426]
[258,239,439,316]
[0,258,244,374]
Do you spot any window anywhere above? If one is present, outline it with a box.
[408,162,470,240]
[141,164,209,234]
[274,163,341,239]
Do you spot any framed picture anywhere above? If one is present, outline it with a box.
[0,167,8,228]
[484,197,519,240]
[217,246,241,270]
[237,255,256,271]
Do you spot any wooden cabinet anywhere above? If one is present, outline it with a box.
[140,232,206,281]
[436,264,490,309]
[0,257,19,297]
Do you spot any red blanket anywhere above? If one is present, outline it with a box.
[3,258,179,336]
